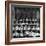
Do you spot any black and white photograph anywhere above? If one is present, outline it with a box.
[11,6,40,38]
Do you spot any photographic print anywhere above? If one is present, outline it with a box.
[5,1,45,44]
[11,6,40,38]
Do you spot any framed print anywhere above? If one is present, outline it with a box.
[5,1,45,45]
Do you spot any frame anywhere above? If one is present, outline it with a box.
[5,1,45,45]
